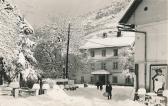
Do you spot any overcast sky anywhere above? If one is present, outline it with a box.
[14,0,113,27]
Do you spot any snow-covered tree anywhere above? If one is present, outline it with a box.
[0,0,39,87]
[33,17,86,78]
[119,47,134,70]
[62,54,89,80]
[119,46,134,83]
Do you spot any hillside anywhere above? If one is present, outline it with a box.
[82,0,131,35]
[14,0,115,27]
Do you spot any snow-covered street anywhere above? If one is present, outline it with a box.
[66,85,135,101]
[0,85,145,106]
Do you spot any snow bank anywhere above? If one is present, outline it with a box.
[112,86,136,100]
[47,85,69,99]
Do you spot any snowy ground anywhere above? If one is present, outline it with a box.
[0,85,145,106]
[66,84,135,101]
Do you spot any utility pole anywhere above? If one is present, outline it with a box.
[65,23,70,79]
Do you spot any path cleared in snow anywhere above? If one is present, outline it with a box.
[66,85,135,101]
[0,85,145,106]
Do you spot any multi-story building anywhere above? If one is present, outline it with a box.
[79,32,134,85]
[119,0,168,92]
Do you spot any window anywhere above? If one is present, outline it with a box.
[81,76,84,83]
[112,76,118,83]
[102,33,107,38]
[117,31,121,37]
[125,76,131,84]
[113,49,118,56]
[102,49,106,57]
[90,50,95,57]
[90,76,94,84]
[101,62,106,70]
[144,6,148,11]
[91,63,95,70]
[113,62,118,70]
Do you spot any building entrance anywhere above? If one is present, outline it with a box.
[98,75,109,85]
[99,75,105,85]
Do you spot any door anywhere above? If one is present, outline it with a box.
[99,75,105,85]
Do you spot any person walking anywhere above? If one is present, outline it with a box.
[96,81,100,90]
[100,82,103,91]
[106,82,112,100]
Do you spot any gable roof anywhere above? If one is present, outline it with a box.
[80,36,135,49]
[119,0,143,23]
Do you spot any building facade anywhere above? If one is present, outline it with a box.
[119,0,168,92]
[79,33,135,85]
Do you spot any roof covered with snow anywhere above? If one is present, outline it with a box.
[80,36,135,49]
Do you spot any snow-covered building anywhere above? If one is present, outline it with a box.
[84,28,117,39]
[119,0,168,92]
[77,0,136,85]
[79,36,135,85]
